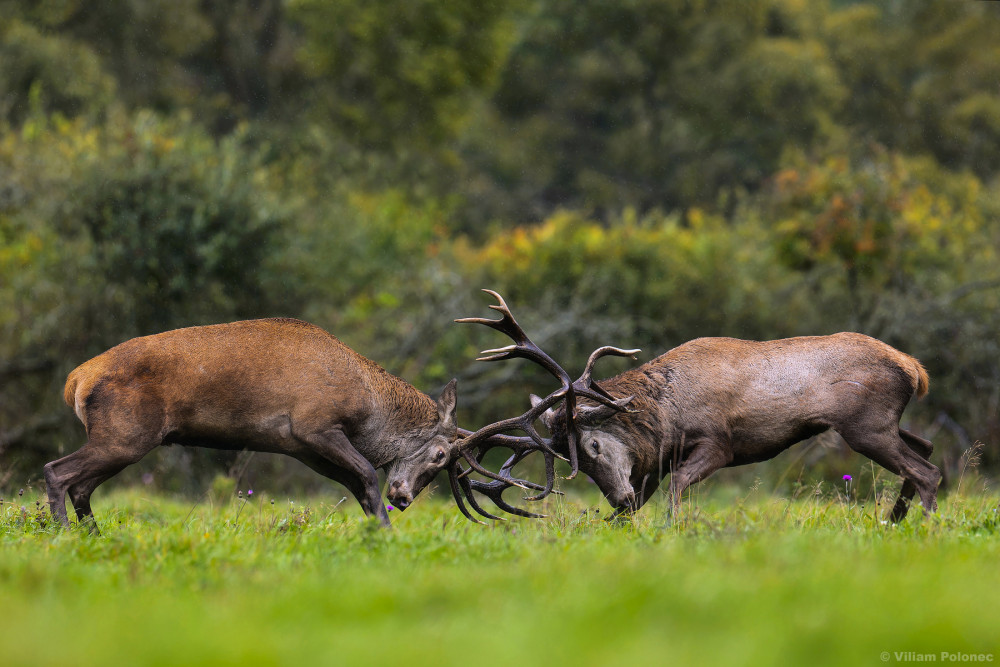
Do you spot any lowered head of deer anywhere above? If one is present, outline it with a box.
[384,380,459,511]
[533,394,638,510]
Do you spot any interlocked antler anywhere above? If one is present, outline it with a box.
[450,290,639,523]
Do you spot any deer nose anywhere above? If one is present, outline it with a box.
[388,480,413,510]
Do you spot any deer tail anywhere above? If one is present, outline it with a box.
[913,359,929,399]
[63,367,89,426]
[63,369,78,410]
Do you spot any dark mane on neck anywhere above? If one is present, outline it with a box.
[595,365,672,473]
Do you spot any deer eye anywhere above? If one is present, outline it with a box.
[591,440,601,455]
[433,450,446,463]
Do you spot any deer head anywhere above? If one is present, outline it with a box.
[450,290,639,522]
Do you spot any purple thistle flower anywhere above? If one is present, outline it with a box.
[387,504,395,512]
[843,474,852,482]
[247,489,253,497]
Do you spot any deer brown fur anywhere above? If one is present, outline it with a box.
[540,333,940,522]
[46,318,459,529]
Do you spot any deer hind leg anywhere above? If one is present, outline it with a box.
[49,387,165,530]
[68,469,123,529]
[45,439,157,532]
[44,448,84,528]
[887,429,935,522]
[838,425,940,522]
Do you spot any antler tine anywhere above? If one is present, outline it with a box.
[456,431,565,495]
[460,477,508,521]
[456,289,571,384]
[574,387,640,413]
[470,452,550,517]
[522,450,557,501]
[467,478,547,519]
[454,290,524,338]
[447,460,488,525]
[449,455,556,522]
[577,346,641,389]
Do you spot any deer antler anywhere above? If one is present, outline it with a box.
[451,290,639,520]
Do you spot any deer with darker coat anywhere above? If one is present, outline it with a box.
[537,333,940,522]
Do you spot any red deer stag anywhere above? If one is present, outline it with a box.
[45,318,461,529]
[535,334,940,522]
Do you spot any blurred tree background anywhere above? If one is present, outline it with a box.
[1,0,998,497]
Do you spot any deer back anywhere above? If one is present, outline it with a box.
[63,318,442,465]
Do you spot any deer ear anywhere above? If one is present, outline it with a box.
[436,379,458,431]
[576,396,634,427]
[530,394,558,430]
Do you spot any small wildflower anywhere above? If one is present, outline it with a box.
[387,504,395,512]
[270,498,275,506]
[247,489,253,497]
[843,474,852,482]
[18,489,24,497]
[238,490,243,498]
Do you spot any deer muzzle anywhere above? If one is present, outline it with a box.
[387,480,413,510]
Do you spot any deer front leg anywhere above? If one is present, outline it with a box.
[295,429,391,527]
[666,439,731,518]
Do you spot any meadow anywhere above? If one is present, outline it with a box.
[1,476,998,667]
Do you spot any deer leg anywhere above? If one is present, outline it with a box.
[294,429,391,527]
[292,453,375,518]
[889,429,935,521]
[839,426,941,522]
[44,449,79,528]
[47,390,165,530]
[900,429,933,459]
[44,440,154,531]
[895,434,940,518]
[636,473,662,511]
[631,441,673,512]
[44,444,115,528]
[665,440,731,518]
[68,470,120,530]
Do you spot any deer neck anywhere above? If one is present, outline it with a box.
[353,371,439,468]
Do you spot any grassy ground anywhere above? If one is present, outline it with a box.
[1,481,998,667]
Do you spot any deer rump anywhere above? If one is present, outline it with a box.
[544,333,941,522]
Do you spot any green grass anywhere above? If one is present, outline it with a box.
[1,484,998,666]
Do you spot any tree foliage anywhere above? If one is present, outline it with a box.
[2,0,999,488]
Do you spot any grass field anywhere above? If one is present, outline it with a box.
[1,479,998,667]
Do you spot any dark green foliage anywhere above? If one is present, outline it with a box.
[290,0,510,149]
[0,19,116,122]
[1,0,998,489]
